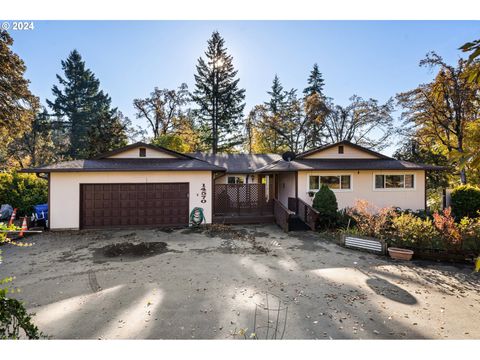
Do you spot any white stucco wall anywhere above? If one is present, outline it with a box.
[278,172,296,207]
[108,147,176,159]
[297,170,426,211]
[304,144,378,159]
[49,171,213,230]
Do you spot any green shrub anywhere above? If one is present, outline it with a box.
[458,217,480,255]
[0,171,48,217]
[391,213,440,249]
[312,185,338,228]
[451,184,480,219]
[1,223,42,339]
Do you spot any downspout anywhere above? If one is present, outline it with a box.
[211,172,215,223]
[35,172,50,229]
[424,171,427,212]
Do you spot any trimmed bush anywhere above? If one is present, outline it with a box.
[0,171,48,217]
[451,184,480,219]
[312,184,338,228]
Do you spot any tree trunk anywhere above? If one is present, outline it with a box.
[457,135,467,184]
[459,169,467,185]
[212,63,218,154]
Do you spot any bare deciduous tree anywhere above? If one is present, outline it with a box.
[133,83,189,138]
[306,95,394,151]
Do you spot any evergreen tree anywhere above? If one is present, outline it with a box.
[303,63,325,97]
[192,31,246,153]
[312,184,338,228]
[264,75,288,151]
[265,74,286,114]
[87,111,131,157]
[47,50,126,159]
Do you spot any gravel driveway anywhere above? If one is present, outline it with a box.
[1,224,479,339]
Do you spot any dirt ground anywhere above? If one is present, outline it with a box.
[1,224,479,339]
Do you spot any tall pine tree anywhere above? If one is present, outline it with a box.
[303,63,325,97]
[192,31,246,153]
[303,63,327,149]
[264,75,288,151]
[47,50,127,159]
[265,74,286,114]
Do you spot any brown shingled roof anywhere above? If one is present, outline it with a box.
[254,158,446,173]
[188,153,282,173]
[22,158,226,173]
[296,140,392,159]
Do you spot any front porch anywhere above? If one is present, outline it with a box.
[212,173,319,231]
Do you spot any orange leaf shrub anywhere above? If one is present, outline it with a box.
[345,199,396,239]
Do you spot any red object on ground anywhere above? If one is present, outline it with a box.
[8,208,17,226]
[19,217,28,237]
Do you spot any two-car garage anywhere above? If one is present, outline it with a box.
[80,183,189,229]
[23,142,224,230]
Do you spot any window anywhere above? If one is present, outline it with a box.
[139,148,146,157]
[308,175,351,191]
[405,174,414,188]
[227,176,244,184]
[338,145,344,154]
[375,174,414,189]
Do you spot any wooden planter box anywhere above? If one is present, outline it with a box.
[410,248,475,263]
[339,233,386,255]
[339,234,476,264]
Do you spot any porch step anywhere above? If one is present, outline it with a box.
[288,215,310,231]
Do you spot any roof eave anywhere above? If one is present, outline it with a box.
[21,166,226,173]
[296,140,391,160]
[94,142,196,160]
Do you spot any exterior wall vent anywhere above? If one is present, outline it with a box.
[139,148,146,157]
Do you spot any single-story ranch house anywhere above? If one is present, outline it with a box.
[23,140,443,231]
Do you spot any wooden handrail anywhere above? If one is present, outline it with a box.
[297,198,320,215]
[294,197,319,230]
[273,199,294,232]
[274,198,295,215]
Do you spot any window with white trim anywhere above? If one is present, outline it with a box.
[227,176,245,184]
[375,174,414,189]
[308,175,351,191]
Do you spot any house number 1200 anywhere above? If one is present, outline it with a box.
[200,183,207,203]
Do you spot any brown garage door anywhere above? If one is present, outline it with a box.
[80,183,189,229]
